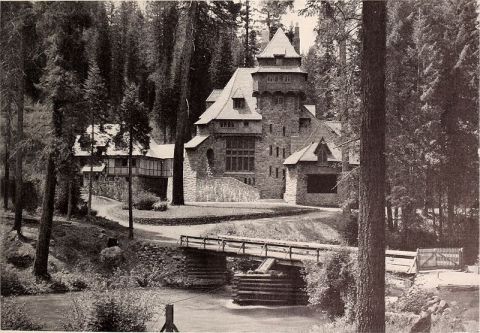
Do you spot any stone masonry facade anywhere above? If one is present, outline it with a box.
[184,28,357,206]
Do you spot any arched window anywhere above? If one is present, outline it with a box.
[206,148,214,167]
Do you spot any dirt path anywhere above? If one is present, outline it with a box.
[91,196,342,244]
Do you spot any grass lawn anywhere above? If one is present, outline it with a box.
[203,209,344,244]
[108,201,317,225]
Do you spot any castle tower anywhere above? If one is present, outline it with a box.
[252,28,307,198]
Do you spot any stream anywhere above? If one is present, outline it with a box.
[13,287,326,332]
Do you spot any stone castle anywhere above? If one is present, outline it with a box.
[184,28,358,206]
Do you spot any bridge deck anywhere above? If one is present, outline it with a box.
[179,235,418,274]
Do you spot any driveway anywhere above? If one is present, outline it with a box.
[91,196,342,244]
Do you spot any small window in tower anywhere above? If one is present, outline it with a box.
[269,124,273,133]
[269,166,272,176]
[269,145,272,156]
[243,121,249,127]
[285,75,291,83]
[282,126,286,136]
[233,98,245,109]
[276,147,279,157]
[282,148,286,158]
[283,169,286,179]
[276,57,283,66]
[275,168,279,178]
[275,96,284,105]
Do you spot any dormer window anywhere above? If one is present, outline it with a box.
[315,139,330,164]
[233,98,245,109]
[275,56,284,66]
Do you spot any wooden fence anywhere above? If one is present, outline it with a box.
[417,248,463,271]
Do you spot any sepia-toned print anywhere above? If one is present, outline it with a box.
[1,1,478,332]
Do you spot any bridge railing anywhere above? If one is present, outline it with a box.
[179,234,418,274]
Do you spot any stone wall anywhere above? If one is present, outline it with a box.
[284,166,298,204]
[285,162,341,207]
[196,176,260,202]
[91,176,167,202]
[256,92,301,199]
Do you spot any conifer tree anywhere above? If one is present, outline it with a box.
[115,83,151,239]
[356,1,387,332]
[33,2,92,278]
[83,60,108,217]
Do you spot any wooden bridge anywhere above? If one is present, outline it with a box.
[179,234,418,274]
[179,235,463,305]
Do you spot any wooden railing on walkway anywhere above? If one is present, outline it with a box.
[179,234,418,274]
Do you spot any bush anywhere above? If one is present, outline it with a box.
[152,201,168,211]
[1,298,43,330]
[64,290,159,332]
[1,264,49,296]
[303,250,357,321]
[1,266,28,296]
[340,211,358,246]
[133,191,158,210]
[55,177,84,215]
[394,287,433,314]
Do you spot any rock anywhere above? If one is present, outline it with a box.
[438,300,448,311]
[100,246,124,267]
[431,296,441,303]
[5,236,36,268]
[426,298,440,307]
[410,312,431,333]
[107,237,118,247]
[427,304,438,314]
[442,308,452,315]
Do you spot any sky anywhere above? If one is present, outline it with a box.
[129,0,319,54]
[280,0,318,54]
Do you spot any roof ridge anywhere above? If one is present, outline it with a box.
[298,142,315,161]
[200,68,240,122]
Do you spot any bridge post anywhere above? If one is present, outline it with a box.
[183,248,227,288]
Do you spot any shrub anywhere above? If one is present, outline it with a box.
[303,250,357,321]
[340,212,358,246]
[1,298,43,330]
[152,201,168,211]
[55,178,84,215]
[64,290,159,332]
[394,287,433,314]
[1,266,28,296]
[133,191,158,210]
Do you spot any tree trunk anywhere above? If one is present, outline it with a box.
[33,153,56,278]
[171,2,198,206]
[13,13,25,235]
[3,110,10,210]
[356,2,387,333]
[66,179,72,221]
[244,0,251,67]
[394,207,399,230]
[128,128,134,239]
[386,182,393,231]
[438,182,444,244]
[402,204,415,248]
[88,113,94,216]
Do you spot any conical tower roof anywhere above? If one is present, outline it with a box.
[256,28,301,59]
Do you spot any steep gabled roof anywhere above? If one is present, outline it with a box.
[206,89,223,103]
[195,68,261,125]
[302,105,316,118]
[283,138,342,165]
[73,124,174,159]
[256,28,301,59]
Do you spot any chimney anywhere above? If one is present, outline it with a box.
[259,28,270,52]
[293,23,300,54]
